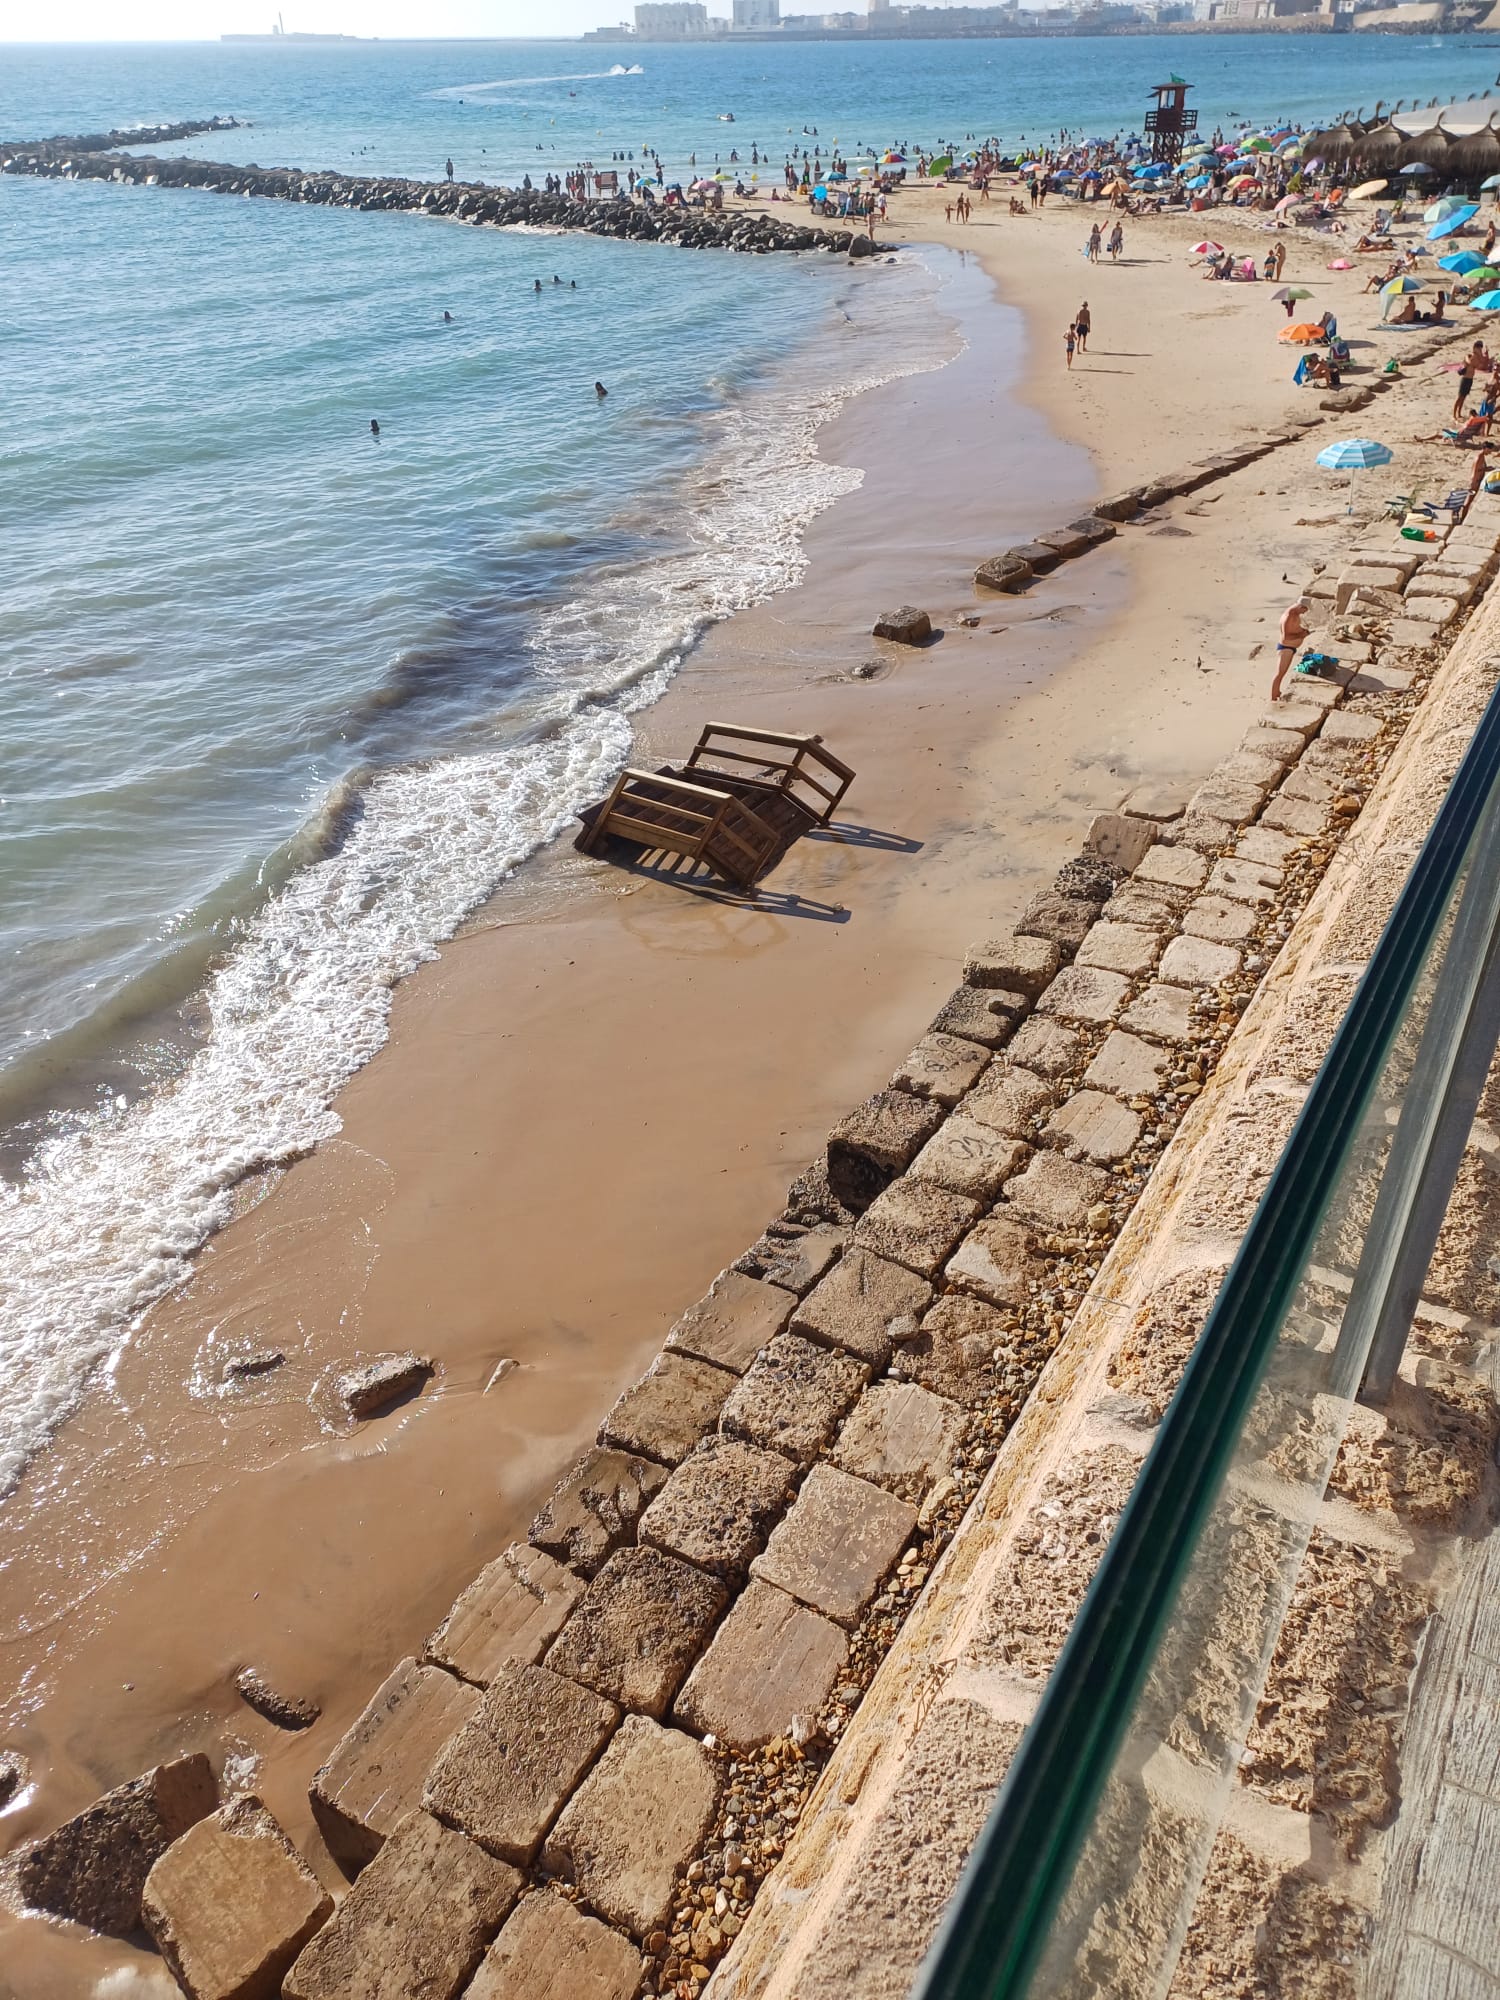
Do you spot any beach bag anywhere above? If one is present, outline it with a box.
[1297,651,1340,680]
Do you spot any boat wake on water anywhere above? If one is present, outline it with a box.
[427,67,643,99]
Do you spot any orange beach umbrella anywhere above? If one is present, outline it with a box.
[1279,322,1324,343]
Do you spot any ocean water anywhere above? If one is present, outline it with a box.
[0,33,1493,1494]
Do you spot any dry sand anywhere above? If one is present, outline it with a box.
[0,175,1469,1992]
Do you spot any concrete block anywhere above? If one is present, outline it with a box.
[311,1660,479,1870]
[735,1223,847,1297]
[751,1464,917,1627]
[1260,793,1327,838]
[1206,857,1282,906]
[283,1811,519,2000]
[598,1354,737,1469]
[1159,935,1242,987]
[1036,964,1131,1026]
[543,1717,718,1940]
[1044,1089,1141,1165]
[826,1089,945,1212]
[1120,782,1187,822]
[1136,844,1208,892]
[1083,812,1155,871]
[891,1030,991,1108]
[943,1212,1036,1309]
[422,1663,618,1865]
[1002,1150,1111,1230]
[1074,920,1160,978]
[529,1449,669,1577]
[910,1116,1028,1201]
[1084,1030,1168,1100]
[719,1332,869,1468]
[665,1269,798,1375]
[961,1062,1054,1138]
[141,1797,330,2000]
[1321,710,1383,745]
[1015,890,1103,959]
[832,1382,968,1495]
[929,983,1030,1050]
[1120,983,1196,1044]
[674,1581,848,1752]
[851,1177,983,1280]
[1182,895,1258,946]
[426,1544,586,1687]
[790,1248,932,1372]
[542,1548,727,1720]
[467,1892,644,2000]
[17,1755,218,1937]
[1236,827,1300,868]
[1239,726,1307,764]
[637,1434,795,1579]
[1006,1016,1082,1078]
[961,932,1060,998]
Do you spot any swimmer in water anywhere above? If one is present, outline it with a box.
[370,419,380,438]
[534,279,542,293]
[443,310,453,322]
[595,381,608,399]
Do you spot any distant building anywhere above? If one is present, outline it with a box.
[732,0,781,22]
[634,2,716,33]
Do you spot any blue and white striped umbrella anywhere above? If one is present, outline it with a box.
[1316,438,1394,471]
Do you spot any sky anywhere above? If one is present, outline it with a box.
[4,0,888,40]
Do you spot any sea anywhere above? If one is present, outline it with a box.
[0,31,1493,1493]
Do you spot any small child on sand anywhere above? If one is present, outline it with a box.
[1064,323,1077,370]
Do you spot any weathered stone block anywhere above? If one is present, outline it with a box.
[1235,827,1300,869]
[1320,709,1383,745]
[422,1663,618,1865]
[735,1224,847,1297]
[929,983,1030,1050]
[665,1269,798,1375]
[467,1890,644,2000]
[529,1448,668,1576]
[1015,890,1102,959]
[1260,702,1323,738]
[1036,522,1093,559]
[283,1811,519,2000]
[234,1669,319,1733]
[1003,1151,1110,1230]
[1219,752,1292,792]
[17,1754,218,1937]
[1159,935,1242,988]
[872,605,932,645]
[311,1659,480,1869]
[1119,982,1195,1044]
[943,1212,1035,1308]
[1083,1030,1167,1100]
[1083,812,1155,872]
[1403,593,1463,628]
[598,1354,737,1469]
[426,1544,586,1687]
[1006,1016,1083,1078]
[910,1116,1028,1201]
[1036,965,1130,1026]
[719,1332,869,1467]
[1260,793,1327,838]
[1044,1089,1141,1165]
[1386,617,1441,650]
[891,1031,991,1108]
[790,1248,932,1371]
[637,1434,795,1578]
[142,1796,331,2000]
[1120,782,1187,822]
[1240,726,1306,764]
[1075,921,1160,978]
[832,1381,967,1495]
[851,1178,982,1278]
[1103,880,1188,931]
[961,1062,1054,1138]
[542,1548,726,1720]
[751,1464,917,1627]
[336,1352,432,1420]
[974,553,1033,593]
[1008,540,1063,573]
[543,1717,718,1940]
[1167,811,1237,855]
[894,1292,1009,1408]
[1279,764,1337,805]
[674,1581,848,1752]
[1206,857,1282,907]
[962,931,1060,997]
[1182,895,1257,946]
[826,1090,945,1212]
[1188,782,1264,829]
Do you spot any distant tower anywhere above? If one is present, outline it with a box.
[1145,75,1197,167]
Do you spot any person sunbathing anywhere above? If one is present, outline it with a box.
[1363,260,1400,294]
[1413,412,1490,445]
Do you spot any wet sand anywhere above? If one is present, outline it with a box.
[0,193,1388,1992]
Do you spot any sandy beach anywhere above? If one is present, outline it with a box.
[0,161,1468,1992]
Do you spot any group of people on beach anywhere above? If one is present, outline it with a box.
[1063,302,1092,369]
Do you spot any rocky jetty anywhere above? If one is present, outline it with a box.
[0,126,857,257]
[6,116,242,158]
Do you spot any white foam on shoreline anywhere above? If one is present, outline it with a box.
[0,249,959,1499]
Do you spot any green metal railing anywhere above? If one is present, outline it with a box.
[913,673,1500,2000]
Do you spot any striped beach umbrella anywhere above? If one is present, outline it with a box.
[1316,438,1393,471]
[1381,275,1425,295]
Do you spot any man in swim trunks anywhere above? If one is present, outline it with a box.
[1271,596,1311,702]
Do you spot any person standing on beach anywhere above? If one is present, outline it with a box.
[1108,221,1124,261]
[1273,242,1287,282]
[1087,223,1102,262]
[1064,322,1077,370]
[1075,302,1091,351]
[1271,597,1311,702]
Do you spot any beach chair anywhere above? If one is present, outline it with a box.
[1292,355,1316,387]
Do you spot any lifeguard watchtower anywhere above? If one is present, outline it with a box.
[1146,76,1197,167]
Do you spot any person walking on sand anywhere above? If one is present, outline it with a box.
[1075,301,1091,351]
[1064,322,1077,370]
[1108,220,1124,261]
[1273,242,1287,282]
[1271,596,1311,702]
[1087,222,1102,263]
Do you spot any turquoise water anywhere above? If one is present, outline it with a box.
[0,32,1492,1492]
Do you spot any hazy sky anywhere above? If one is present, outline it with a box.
[6,0,883,40]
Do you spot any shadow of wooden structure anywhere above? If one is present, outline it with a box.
[577,723,855,892]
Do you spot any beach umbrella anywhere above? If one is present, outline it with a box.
[1470,289,1500,309]
[1382,275,1425,294]
[1279,322,1324,343]
[1351,178,1388,199]
[1425,195,1469,221]
[1187,174,1213,189]
[1317,435,1394,512]
[1190,239,1225,256]
[1215,143,1238,156]
[1229,175,1259,190]
[1274,192,1305,213]
[1428,204,1479,241]
[1483,173,1500,191]
[1272,285,1313,302]
[1439,250,1487,274]
[1244,136,1273,152]
[1463,266,1500,288]
[1400,163,1437,176]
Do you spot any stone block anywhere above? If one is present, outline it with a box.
[1403,593,1463,628]
[1259,793,1326,838]
[910,1116,1028,1201]
[1239,726,1306,765]
[962,931,1060,998]
[467,1891,644,2000]
[1235,828,1300,869]
[832,1382,967,1495]
[891,1031,991,1108]
[872,605,932,645]
[1352,660,1415,695]
[719,1331,869,1467]
[17,1754,219,1937]
[529,1449,669,1577]
[851,1178,983,1280]
[1044,1089,1141,1165]
[1158,935,1241,988]
[1206,858,1282,907]
[1214,750,1284,795]
[637,1434,795,1578]
[426,1544,587,1687]
[664,1269,798,1375]
[235,1670,319,1734]
[1015,891,1102,959]
[735,1224,847,1297]
[1412,569,1478,603]
[422,1663,618,1865]
[974,554,1033,593]
[943,1212,1036,1309]
[1386,617,1441,650]
[674,1581,848,1753]
[1320,710,1383,745]
[543,1717,718,1940]
[1083,812,1155,872]
[1036,965,1130,1026]
[929,983,1030,1050]
[1006,1016,1082,1079]
[1101,882,1185,932]
[1008,540,1063,573]
[1336,564,1403,605]
[1188,783,1264,829]
[1135,844,1208,892]
[311,1659,480,1869]
[283,1811,519,2000]
[142,1796,331,2000]
[790,1248,932,1371]
[1120,982,1195,1044]
[1036,522,1093,559]
[336,1352,432,1420]
[1281,765,1337,806]
[826,1090,945,1212]
[751,1464,917,1627]
[598,1354,737,1469]
[1083,1030,1168,1100]
[1075,921,1160,978]
[1120,782,1187,823]
[1260,703,1323,738]
[961,1062,1054,1138]
[1167,811,1237,855]
[1182,895,1257,946]
[542,1548,727,1720]
[1003,1151,1110,1231]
